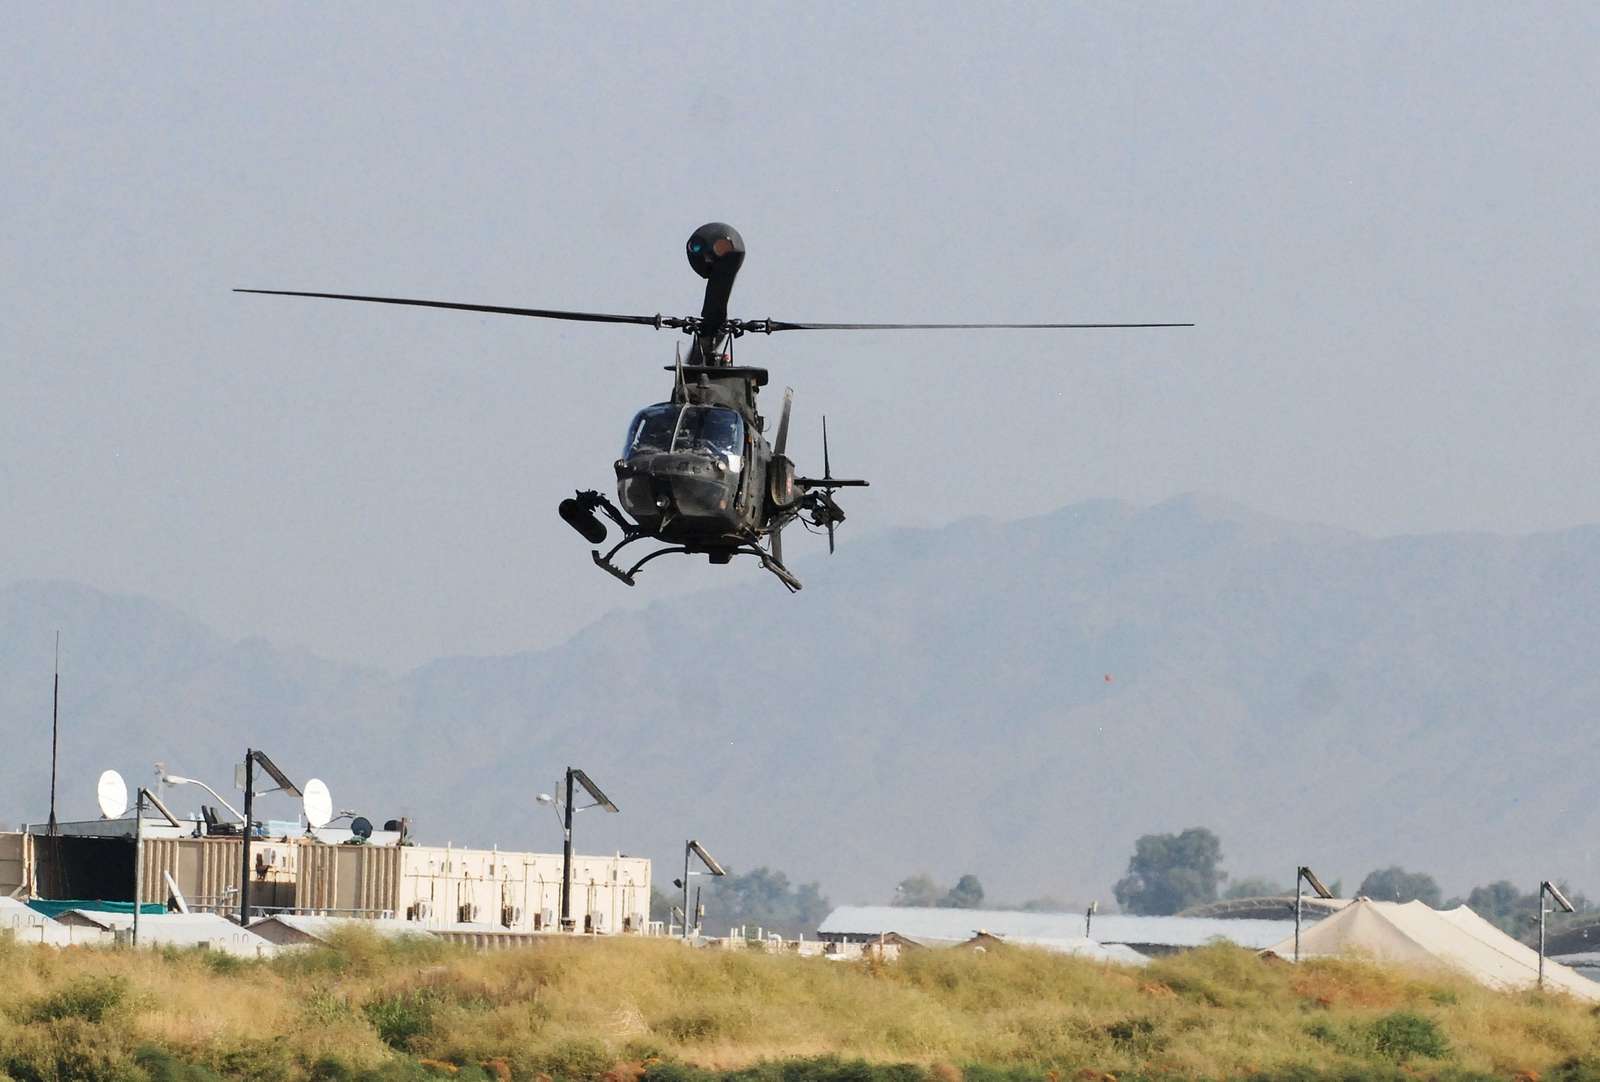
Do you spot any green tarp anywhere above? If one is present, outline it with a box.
[26,899,165,919]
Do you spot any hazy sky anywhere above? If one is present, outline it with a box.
[4,4,1598,670]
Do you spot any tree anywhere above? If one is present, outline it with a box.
[892,874,944,907]
[1456,879,1591,940]
[1113,828,1225,915]
[1462,880,1526,932]
[1223,876,1288,899]
[938,874,985,909]
[701,867,830,939]
[1357,866,1441,907]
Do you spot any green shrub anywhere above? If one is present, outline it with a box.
[1550,1058,1600,1082]
[1,1017,135,1082]
[363,991,437,1050]
[200,949,250,976]
[213,1038,301,1082]
[309,1056,357,1082]
[1367,1010,1450,1060]
[1103,1016,1166,1054]
[24,975,126,1023]
[134,1045,229,1082]
[534,1037,612,1081]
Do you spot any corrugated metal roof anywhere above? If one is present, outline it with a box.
[817,906,1295,949]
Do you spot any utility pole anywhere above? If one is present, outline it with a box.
[48,632,60,836]
[679,839,727,942]
[1295,866,1334,963]
[239,749,254,927]
[560,768,575,931]
[132,787,144,946]
[236,749,301,928]
[537,768,617,933]
[1539,879,1576,989]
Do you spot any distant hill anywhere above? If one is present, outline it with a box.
[6,495,1599,906]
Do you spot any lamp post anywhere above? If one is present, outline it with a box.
[537,768,618,932]
[1539,880,1576,989]
[677,840,727,942]
[1295,866,1335,963]
[236,749,301,928]
[162,774,245,823]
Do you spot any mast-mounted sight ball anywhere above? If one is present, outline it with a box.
[686,223,745,279]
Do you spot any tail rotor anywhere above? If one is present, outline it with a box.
[798,415,868,554]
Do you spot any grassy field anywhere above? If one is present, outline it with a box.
[2,929,1599,1082]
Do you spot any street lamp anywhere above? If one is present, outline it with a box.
[675,839,726,941]
[162,774,246,823]
[1538,880,1576,990]
[537,768,618,931]
[236,749,300,927]
[1294,865,1335,962]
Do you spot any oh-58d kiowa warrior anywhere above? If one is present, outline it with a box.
[239,223,1188,591]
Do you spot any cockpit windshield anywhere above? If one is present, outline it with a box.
[623,405,745,462]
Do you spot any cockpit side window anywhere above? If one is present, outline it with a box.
[623,405,680,458]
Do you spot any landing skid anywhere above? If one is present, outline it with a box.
[569,489,806,592]
[591,532,803,592]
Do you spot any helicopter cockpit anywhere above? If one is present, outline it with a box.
[623,404,744,469]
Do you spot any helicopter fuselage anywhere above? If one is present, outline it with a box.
[613,365,776,551]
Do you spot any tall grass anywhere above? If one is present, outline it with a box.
[2,930,1599,1081]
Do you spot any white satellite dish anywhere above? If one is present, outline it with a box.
[96,769,128,819]
[302,778,333,829]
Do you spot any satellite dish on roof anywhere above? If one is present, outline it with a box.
[302,778,333,829]
[97,769,128,819]
[350,816,372,840]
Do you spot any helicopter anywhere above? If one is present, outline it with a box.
[238,223,1188,591]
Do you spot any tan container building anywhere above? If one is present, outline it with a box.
[2,828,650,935]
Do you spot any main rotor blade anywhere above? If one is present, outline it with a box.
[748,319,1192,332]
[235,289,679,328]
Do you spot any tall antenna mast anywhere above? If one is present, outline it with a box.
[48,631,60,836]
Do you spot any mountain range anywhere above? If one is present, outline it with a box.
[4,494,1597,908]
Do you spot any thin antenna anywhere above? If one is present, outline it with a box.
[48,632,60,836]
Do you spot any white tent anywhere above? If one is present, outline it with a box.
[968,932,1150,966]
[250,913,427,947]
[0,897,82,945]
[59,910,277,957]
[1268,899,1600,1001]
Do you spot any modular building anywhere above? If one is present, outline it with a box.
[3,821,651,935]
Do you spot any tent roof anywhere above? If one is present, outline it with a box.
[1268,899,1600,1001]
[59,910,277,956]
[249,914,424,944]
[819,905,1293,949]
